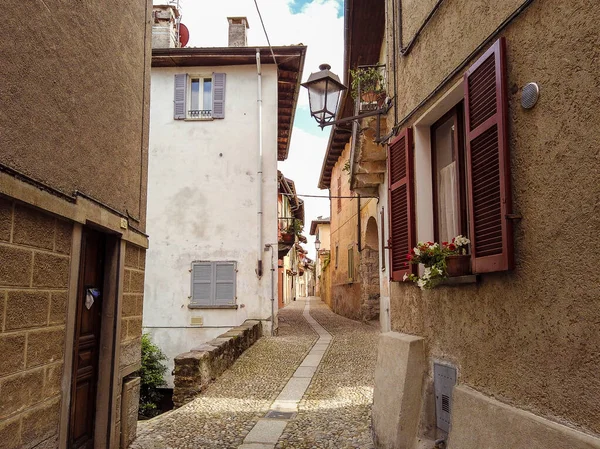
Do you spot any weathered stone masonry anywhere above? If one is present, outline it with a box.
[117,242,146,448]
[0,197,72,449]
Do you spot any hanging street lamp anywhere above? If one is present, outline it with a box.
[314,237,321,252]
[301,64,346,128]
[301,64,392,141]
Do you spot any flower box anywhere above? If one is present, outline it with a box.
[445,254,471,277]
[280,233,295,244]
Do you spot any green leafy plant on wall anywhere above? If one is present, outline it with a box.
[322,252,331,270]
[138,333,168,418]
[349,66,385,101]
[286,218,304,237]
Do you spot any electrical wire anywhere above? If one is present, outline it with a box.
[253,0,277,64]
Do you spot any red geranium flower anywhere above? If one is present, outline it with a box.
[442,241,448,246]
[406,254,413,260]
[448,243,456,251]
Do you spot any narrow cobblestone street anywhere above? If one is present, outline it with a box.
[131,298,379,449]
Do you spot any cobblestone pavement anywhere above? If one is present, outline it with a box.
[276,300,379,449]
[131,300,317,449]
[131,298,379,449]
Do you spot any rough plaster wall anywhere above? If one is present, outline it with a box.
[389,0,523,121]
[387,0,600,435]
[0,1,151,229]
[400,0,439,43]
[0,197,71,448]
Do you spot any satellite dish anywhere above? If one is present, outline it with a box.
[179,23,189,47]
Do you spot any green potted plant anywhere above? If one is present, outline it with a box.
[280,219,303,244]
[403,236,471,289]
[350,67,385,104]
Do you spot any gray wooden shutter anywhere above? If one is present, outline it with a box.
[212,73,226,119]
[214,262,235,305]
[174,74,187,120]
[191,262,212,305]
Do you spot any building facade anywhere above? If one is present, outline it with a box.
[321,0,600,447]
[143,17,305,386]
[0,2,151,448]
[309,217,331,299]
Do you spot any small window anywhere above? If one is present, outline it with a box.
[189,76,213,119]
[191,261,236,307]
[335,243,339,269]
[347,245,354,282]
[174,73,226,120]
[431,103,468,243]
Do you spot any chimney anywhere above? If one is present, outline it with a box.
[227,17,249,47]
[152,4,180,49]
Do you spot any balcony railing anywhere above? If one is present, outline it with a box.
[353,64,387,114]
[189,110,212,119]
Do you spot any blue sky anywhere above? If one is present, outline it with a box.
[289,0,343,17]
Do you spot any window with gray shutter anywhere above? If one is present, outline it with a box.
[174,74,187,119]
[190,261,236,306]
[212,73,226,119]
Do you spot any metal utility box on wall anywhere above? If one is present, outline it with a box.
[434,363,457,432]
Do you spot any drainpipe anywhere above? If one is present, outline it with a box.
[256,49,263,278]
[264,244,276,336]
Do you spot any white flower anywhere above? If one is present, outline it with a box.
[423,268,432,280]
[417,279,426,289]
[414,247,421,256]
[403,273,408,281]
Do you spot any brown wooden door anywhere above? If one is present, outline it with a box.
[69,229,106,449]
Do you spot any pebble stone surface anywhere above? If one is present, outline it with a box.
[131,298,379,449]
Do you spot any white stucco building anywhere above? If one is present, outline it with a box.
[143,17,305,386]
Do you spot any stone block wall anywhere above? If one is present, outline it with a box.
[172,320,262,407]
[359,247,380,321]
[120,376,141,449]
[116,243,146,446]
[120,243,145,374]
[0,197,72,449]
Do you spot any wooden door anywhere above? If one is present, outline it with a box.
[69,229,106,449]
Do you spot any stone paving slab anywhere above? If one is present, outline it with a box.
[244,419,288,444]
[299,353,324,367]
[293,366,317,378]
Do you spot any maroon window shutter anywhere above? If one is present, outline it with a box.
[387,128,415,281]
[464,37,513,273]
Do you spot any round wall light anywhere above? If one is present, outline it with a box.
[521,82,540,109]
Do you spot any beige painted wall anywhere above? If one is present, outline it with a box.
[0,1,151,230]
[385,0,600,437]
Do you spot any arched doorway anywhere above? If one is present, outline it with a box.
[359,216,380,321]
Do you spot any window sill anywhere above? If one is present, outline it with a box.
[439,275,479,286]
[185,117,213,121]
[188,304,238,310]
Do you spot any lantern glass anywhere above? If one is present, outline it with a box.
[302,64,347,126]
[314,238,321,251]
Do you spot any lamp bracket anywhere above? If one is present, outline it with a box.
[319,101,392,143]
